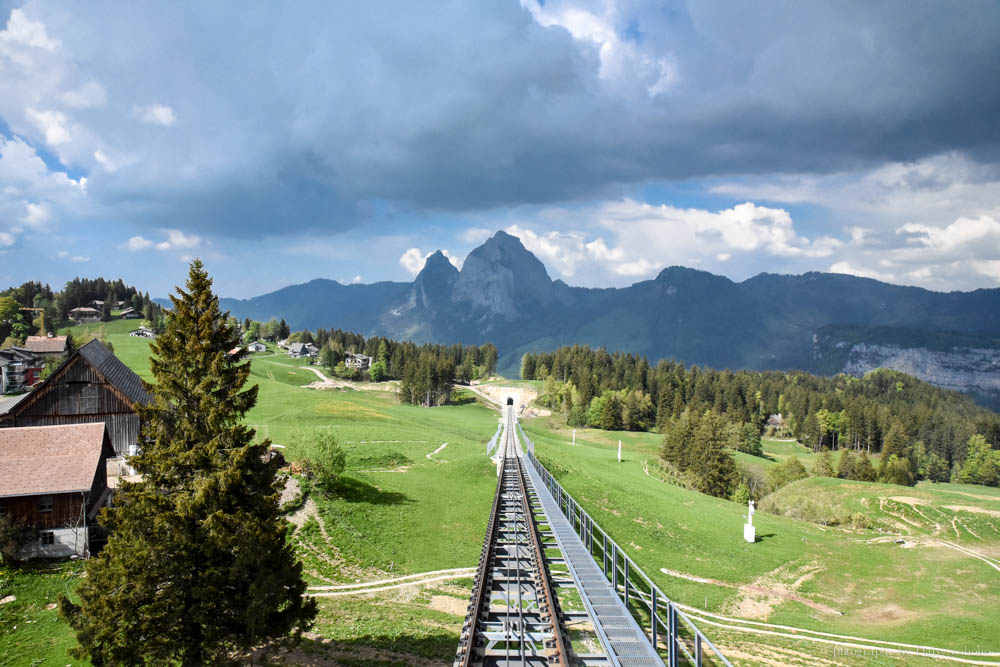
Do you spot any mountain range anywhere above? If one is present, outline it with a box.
[212,231,1000,408]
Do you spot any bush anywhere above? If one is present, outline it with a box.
[300,432,347,496]
[0,516,32,564]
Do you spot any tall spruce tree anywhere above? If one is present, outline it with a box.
[60,260,316,665]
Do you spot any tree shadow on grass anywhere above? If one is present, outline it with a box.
[284,632,458,665]
[327,475,412,506]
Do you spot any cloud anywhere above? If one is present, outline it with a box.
[458,227,492,245]
[0,8,60,63]
[123,229,202,253]
[399,248,461,275]
[69,254,89,262]
[59,80,106,108]
[350,275,362,284]
[25,108,71,146]
[22,201,51,226]
[0,232,13,247]
[125,235,153,250]
[133,104,176,126]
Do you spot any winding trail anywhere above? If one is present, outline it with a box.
[306,567,477,598]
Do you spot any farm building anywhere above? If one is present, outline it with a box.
[129,326,156,339]
[287,342,318,358]
[345,352,372,370]
[0,347,44,394]
[118,306,142,319]
[0,422,115,559]
[22,334,69,359]
[248,341,266,352]
[68,306,101,322]
[0,339,150,458]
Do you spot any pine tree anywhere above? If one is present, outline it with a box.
[813,449,835,477]
[60,260,315,665]
[687,412,737,498]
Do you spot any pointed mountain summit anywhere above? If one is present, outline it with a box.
[453,230,564,319]
[409,250,459,310]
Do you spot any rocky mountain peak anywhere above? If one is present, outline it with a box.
[452,230,559,319]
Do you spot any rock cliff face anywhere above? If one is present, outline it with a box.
[842,343,1000,404]
[451,230,565,319]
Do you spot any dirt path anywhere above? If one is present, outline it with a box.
[306,567,476,598]
[426,442,448,462]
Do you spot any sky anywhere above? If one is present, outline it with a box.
[1,0,999,298]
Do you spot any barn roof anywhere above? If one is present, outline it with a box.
[76,340,151,405]
[0,393,29,417]
[23,335,68,354]
[0,423,109,497]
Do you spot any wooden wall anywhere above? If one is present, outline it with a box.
[5,356,140,456]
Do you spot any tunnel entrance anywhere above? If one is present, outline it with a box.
[506,397,514,406]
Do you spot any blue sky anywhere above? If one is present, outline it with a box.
[1,1,999,298]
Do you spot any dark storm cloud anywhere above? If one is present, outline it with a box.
[3,0,999,236]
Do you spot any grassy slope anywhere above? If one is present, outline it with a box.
[522,415,1000,653]
[8,326,498,665]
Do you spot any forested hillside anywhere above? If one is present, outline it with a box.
[522,345,1000,491]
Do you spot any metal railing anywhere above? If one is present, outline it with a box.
[485,421,503,456]
[518,428,732,667]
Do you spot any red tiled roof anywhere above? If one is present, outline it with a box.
[0,423,107,498]
[23,335,68,353]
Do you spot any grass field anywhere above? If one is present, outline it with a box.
[6,326,999,664]
[521,415,1000,659]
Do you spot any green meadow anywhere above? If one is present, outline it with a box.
[5,323,998,665]
[521,415,1000,658]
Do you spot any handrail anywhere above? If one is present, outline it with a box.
[520,428,731,667]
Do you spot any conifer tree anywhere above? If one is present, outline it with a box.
[813,449,835,477]
[60,260,315,665]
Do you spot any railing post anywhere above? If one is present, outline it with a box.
[602,533,608,576]
[624,558,630,606]
[651,587,657,649]
[669,605,679,667]
[696,633,703,666]
[612,543,618,594]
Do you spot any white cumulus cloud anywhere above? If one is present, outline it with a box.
[26,108,72,146]
[133,104,177,126]
[125,235,154,250]
[399,247,461,275]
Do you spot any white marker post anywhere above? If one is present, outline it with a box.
[572,429,576,446]
[744,500,756,543]
[617,440,622,463]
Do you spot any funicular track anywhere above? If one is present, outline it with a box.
[456,406,571,666]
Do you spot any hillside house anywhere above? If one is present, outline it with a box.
[23,334,69,360]
[0,423,115,559]
[117,306,142,319]
[0,340,150,458]
[68,307,100,322]
[287,342,318,358]
[129,326,156,339]
[0,348,44,394]
[89,300,104,309]
[248,341,266,353]
[345,352,372,370]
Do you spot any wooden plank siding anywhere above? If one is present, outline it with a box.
[0,348,146,457]
[0,492,86,530]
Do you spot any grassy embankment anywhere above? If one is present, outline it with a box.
[522,414,1000,663]
[3,324,500,665]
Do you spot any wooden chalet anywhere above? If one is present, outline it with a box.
[0,422,114,559]
[118,306,142,319]
[68,306,100,322]
[0,340,150,457]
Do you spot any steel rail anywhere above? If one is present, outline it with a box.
[455,406,571,666]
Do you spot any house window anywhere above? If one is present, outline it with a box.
[0,504,7,517]
[40,532,55,545]
[39,496,54,513]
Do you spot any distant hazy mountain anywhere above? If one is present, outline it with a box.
[213,230,1000,408]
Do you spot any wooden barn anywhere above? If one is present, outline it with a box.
[0,422,115,559]
[0,340,150,457]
